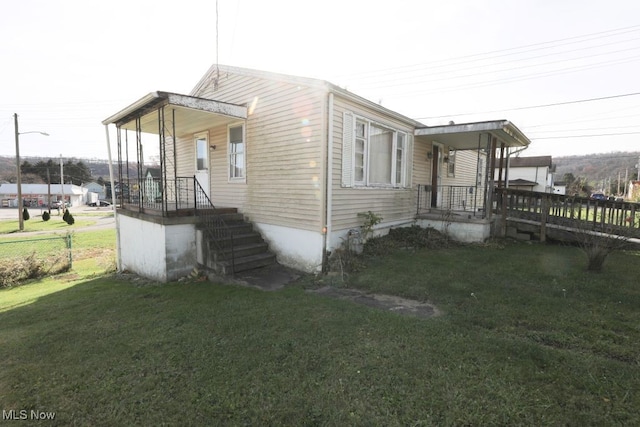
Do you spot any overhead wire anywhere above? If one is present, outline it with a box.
[331,24,640,82]
[415,91,640,120]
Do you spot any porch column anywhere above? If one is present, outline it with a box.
[485,136,498,219]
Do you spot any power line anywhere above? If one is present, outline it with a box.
[354,44,640,90]
[331,24,640,81]
[389,55,640,101]
[528,125,640,134]
[531,131,640,140]
[416,91,640,120]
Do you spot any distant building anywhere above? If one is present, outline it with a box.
[628,180,640,201]
[553,181,566,195]
[0,183,87,208]
[84,181,106,201]
[495,155,555,193]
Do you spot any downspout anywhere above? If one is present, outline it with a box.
[104,125,122,272]
[322,92,334,272]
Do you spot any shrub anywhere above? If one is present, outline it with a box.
[64,210,75,225]
[62,209,69,222]
[42,211,50,221]
[0,254,45,288]
[22,208,30,221]
[363,225,454,256]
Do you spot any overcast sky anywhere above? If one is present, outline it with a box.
[1,0,639,161]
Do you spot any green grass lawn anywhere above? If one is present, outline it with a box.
[0,240,639,425]
[0,215,96,234]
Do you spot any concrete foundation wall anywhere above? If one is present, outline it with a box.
[416,218,491,242]
[254,222,324,273]
[118,214,197,282]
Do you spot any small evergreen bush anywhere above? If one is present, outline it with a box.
[22,208,30,221]
[64,210,75,225]
[42,211,50,221]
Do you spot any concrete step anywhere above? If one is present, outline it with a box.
[229,252,277,273]
[222,242,269,259]
[219,232,263,246]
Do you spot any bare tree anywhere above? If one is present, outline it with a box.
[572,221,636,272]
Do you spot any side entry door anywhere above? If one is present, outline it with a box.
[194,132,210,199]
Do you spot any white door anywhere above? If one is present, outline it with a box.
[431,143,444,207]
[194,132,210,199]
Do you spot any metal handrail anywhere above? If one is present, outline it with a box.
[416,184,483,217]
[192,177,236,274]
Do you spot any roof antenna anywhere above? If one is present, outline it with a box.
[213,0,220,90]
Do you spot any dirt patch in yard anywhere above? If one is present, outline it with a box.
[308,286,441,319]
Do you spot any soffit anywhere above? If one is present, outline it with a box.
[414,120,530,150]
[102,92,247,136]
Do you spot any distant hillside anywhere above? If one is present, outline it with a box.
[554,151,640,185]
[0,156,142,182]
[3,152,638,188]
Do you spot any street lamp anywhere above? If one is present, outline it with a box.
[14,113,49,231]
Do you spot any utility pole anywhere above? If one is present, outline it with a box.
[60,154,64,209]
[47,167,51,213]
[625,168,629,199]
[14,113,23,231]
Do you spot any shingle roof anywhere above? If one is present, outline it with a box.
[509,156,552,168]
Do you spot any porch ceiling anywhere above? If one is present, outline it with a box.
[414,120,530,150]
[102,91,247,136]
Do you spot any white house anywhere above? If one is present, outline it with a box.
[495,155,555,193]
[103,65,531,282]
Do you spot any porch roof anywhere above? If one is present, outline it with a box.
[102,91,247,135]
[414,120,530,150]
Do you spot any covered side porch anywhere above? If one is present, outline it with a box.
[102,91,247,215]
[102,92,250,281]
[413,120,531,241]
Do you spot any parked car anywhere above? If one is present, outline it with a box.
[589,193,607,201]
[89,200,111,207]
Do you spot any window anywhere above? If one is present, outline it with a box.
[342,112,410,188]
[477,158,484,186]
[355,121,367,183]
[195,133,208,171]
[396,133,406,186]
[447,148,456,177]
[228,124,245,180]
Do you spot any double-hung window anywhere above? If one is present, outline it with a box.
[228,124,245,181]
[447,148,456,177]
[343,112,410,188]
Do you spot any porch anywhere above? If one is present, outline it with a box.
[102,91,276,280]
[411,120,531,241]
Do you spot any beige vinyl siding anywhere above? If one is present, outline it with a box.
[185,70,326,231]
[442,149,482,187]
[412,139,431,186]
[175,134,195,178]
[441,149,487,211]
[331,95,416,232]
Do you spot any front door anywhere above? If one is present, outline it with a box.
[194,132,210,199]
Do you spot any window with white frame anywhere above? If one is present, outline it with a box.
[447,148,456,177]
[343,112,410,188]
[228,124,245,180]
